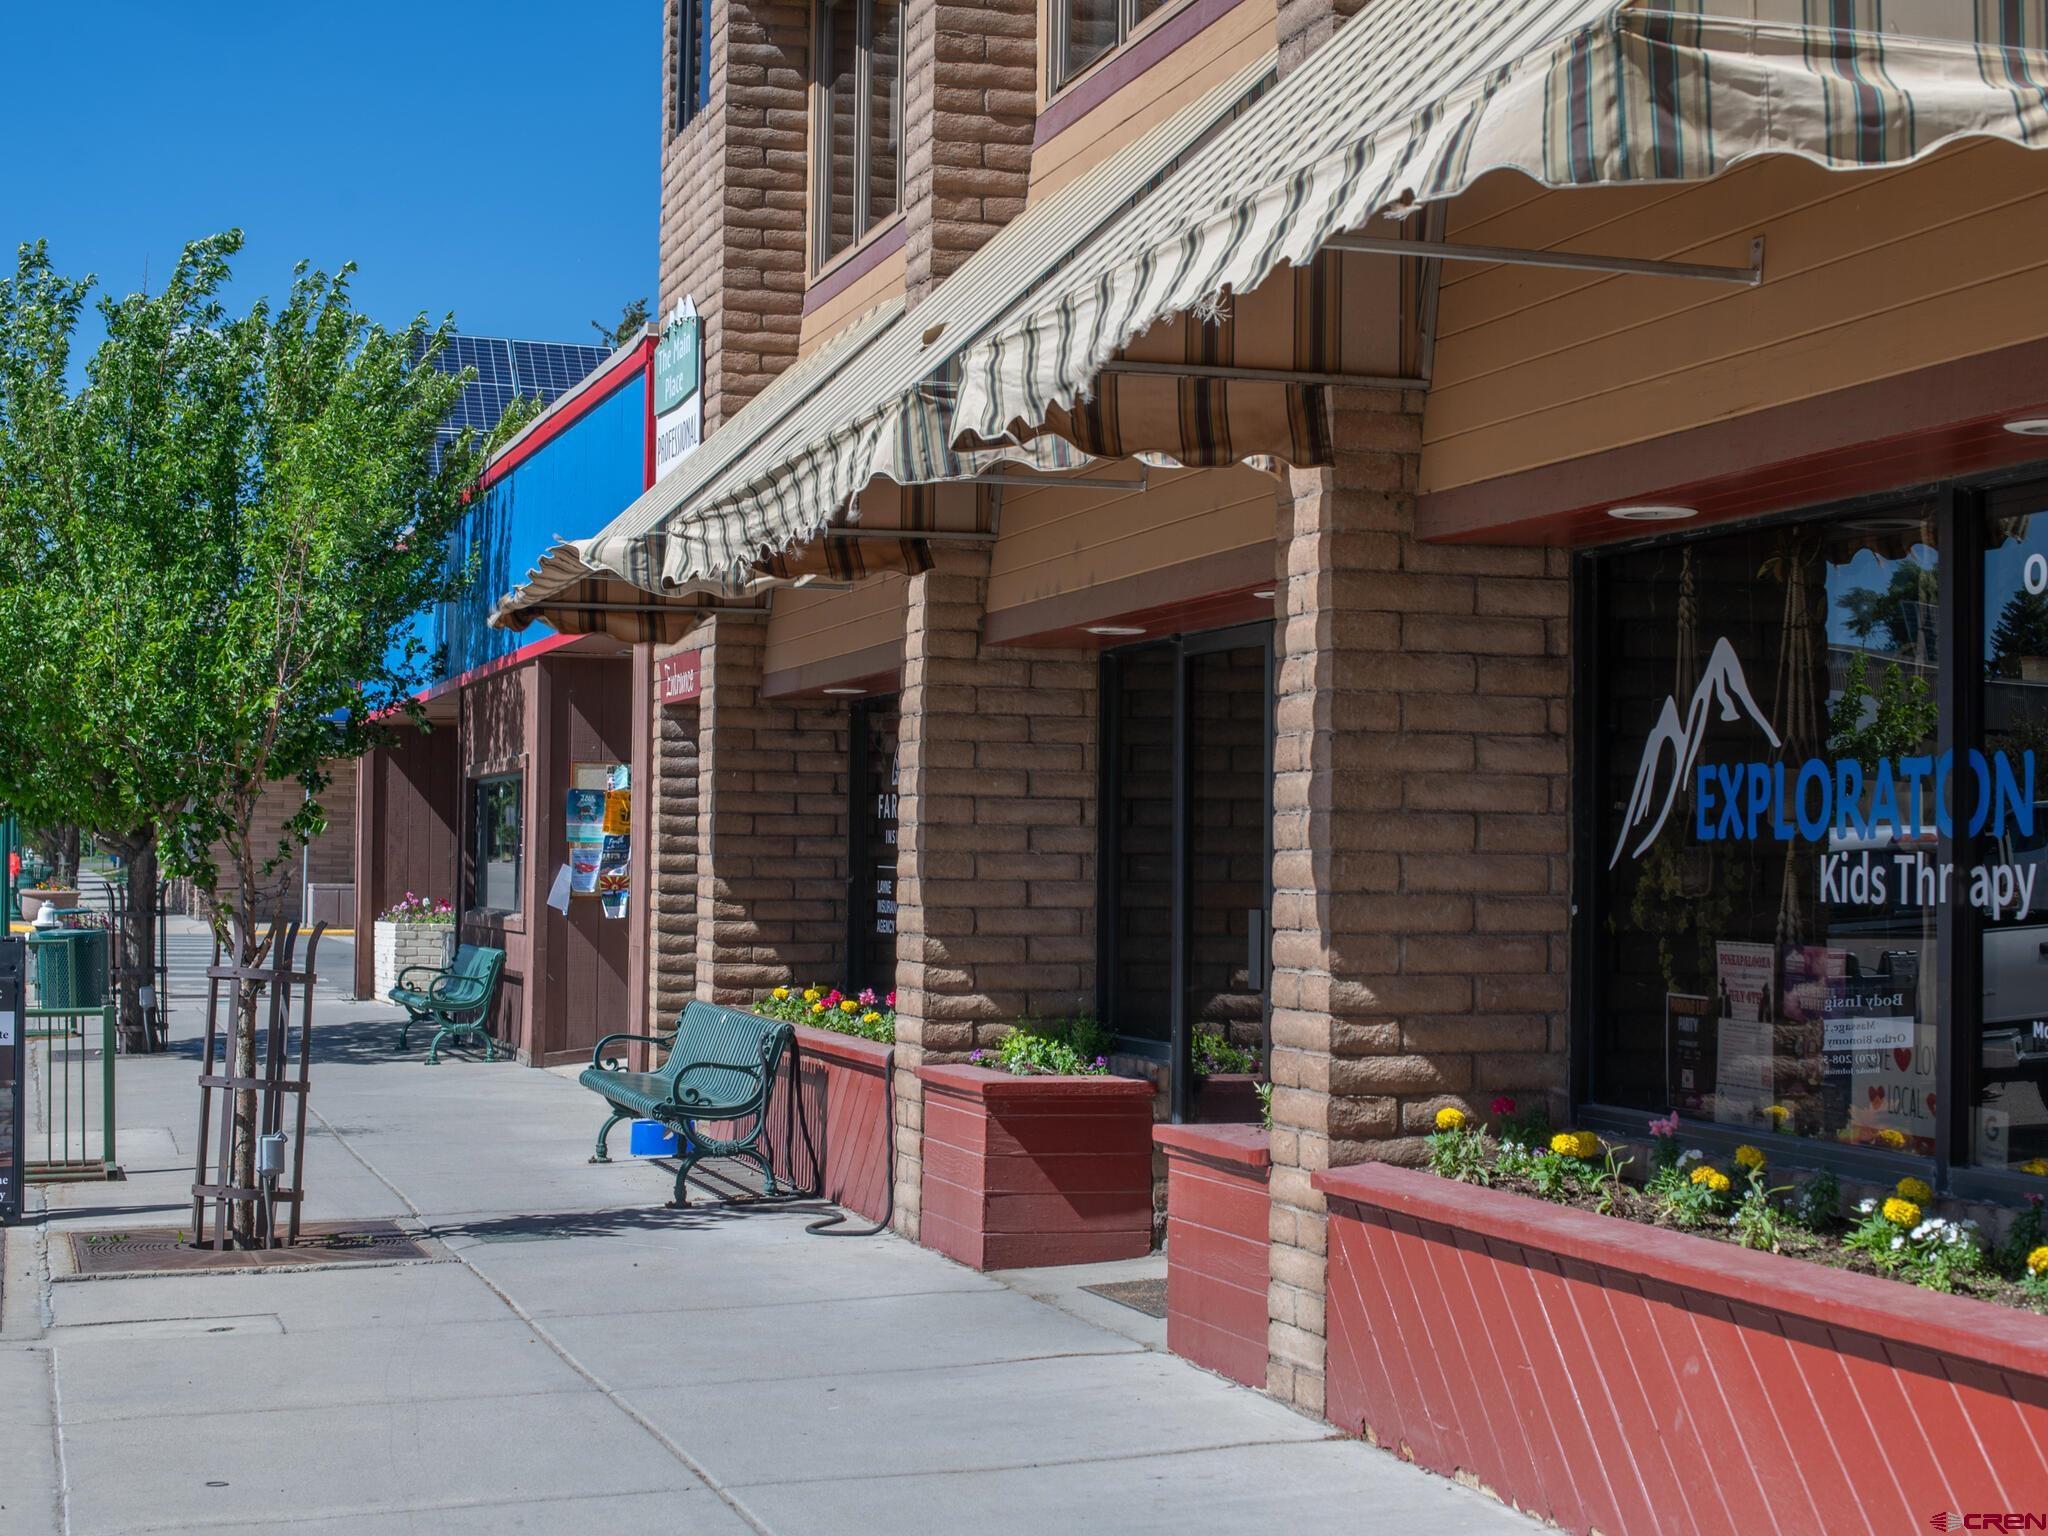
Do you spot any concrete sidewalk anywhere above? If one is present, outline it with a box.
[2,927,1538,1535]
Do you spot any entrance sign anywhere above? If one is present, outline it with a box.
[656,652,702,705]
[653,295,703,482]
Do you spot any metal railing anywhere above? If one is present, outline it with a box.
[24,1002,117,1180]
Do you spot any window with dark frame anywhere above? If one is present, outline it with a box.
[470,774,523,915]
[1579,478,2048,1201]
[812,0,902,269]
[674,0,712,133]
[845,696,901,998]
[1050,0,1172,93]
[1098,624,1274,1123]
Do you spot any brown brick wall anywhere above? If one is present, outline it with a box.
[1274,0,1367,74]
[652,693,701,1030]
[901,0,1038,307]
[692,616,851,1004]
[1264,387,1569,1417]
[889,546,1100,1239]
[659,0,809,430]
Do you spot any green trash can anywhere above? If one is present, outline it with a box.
[27,926,108,1009]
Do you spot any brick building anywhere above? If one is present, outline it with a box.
[484,0,2048,1450]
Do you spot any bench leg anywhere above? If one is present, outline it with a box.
[591,1109,628,1165]
[737,1144,778,1199]
[669,1142,700,1207]
[425,1021,452,1065]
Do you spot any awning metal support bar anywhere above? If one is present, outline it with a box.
[1101,359,1429,389]
[1325,232,1765,287]
[824,527,998,543]
[973,470,1150,492]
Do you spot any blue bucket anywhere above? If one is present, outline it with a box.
[628,1120,678,1157]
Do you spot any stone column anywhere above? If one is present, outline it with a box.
[1273,0,1368,74]
[890,546,1098,1238]
[692,615,850,1004]
[1265,387,1569,1416]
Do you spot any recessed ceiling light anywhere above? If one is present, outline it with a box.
[1252,589,1276,600]
[1084,624,1147,637]
[2005,417,2048,437]
[822,686,865,695]
[1606,504,1698,522]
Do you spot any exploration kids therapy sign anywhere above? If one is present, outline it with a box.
[1611,636,2043,919]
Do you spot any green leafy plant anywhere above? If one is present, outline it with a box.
[1730,1179,1795,1253]
[755,984,896,1044]
[1191,1028,1259,1077]
[976,1014,1112,1077]
[1423,1108,1490,1185]
[1490,1094,1551,1151]
[1589,1146,1635,1217]
[1255,1081,1272,1130]
[1658,1153,1735,1228]
[1788,1168,1841,1231]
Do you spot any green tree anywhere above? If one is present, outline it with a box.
[1837,561,1939,658]
[1990,588,2048,679]
[591,296,649,348]
[0,232,513,1234]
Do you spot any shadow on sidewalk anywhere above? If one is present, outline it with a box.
[426,1200,841,1245]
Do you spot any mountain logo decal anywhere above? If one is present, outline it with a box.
[1610,637,1780,868]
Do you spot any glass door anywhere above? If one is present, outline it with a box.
[1102,623,1274,1121]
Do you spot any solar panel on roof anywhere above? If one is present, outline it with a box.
[419,332,612,450]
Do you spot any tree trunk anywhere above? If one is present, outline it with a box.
[117,836,157,1054]
[54,825,79,887]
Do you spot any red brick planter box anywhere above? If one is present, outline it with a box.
[697,1022,892,1226]
[918,1064,1155,1270]
[1155,1123,1270,1388]
[1314,1162,2048,1536]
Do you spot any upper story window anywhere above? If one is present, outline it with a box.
[1052,0,1170,92]
[674,0,712,132]
[813,0,902,269]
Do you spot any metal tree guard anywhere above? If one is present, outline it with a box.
[191,922,323,1249]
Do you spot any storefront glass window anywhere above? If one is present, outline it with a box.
[1979,500,2048,1175]
[471,775,522,915]
[1053,0,1178,91]
[1594,512,1943,1151]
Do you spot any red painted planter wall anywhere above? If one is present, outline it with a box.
[1156,1123,1270,1388]
[698,1023,891,1225]
[1314,1163,2048,1536]
[918,1064,1156,1270]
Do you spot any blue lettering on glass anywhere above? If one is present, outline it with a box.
[1691,749,2036,844]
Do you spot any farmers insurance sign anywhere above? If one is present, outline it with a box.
[654,295,703,482]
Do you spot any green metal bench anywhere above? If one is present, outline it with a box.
[391,943,507,1064]
[580,1000,793,1207]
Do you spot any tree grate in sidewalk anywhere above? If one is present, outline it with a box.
[1080,1278,1169,1318]
[65,1220,435,1275]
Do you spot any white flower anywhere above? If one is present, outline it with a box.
[1678,1148,1704,1167]
[1891,1235,1906,1250]
[1857,1198,1877,1214]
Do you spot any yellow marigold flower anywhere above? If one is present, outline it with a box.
[1549,1130,1598,1159]
[1689,1166,1730,1193]
[2021,1158,2048,1177]
[1882,1197,1920,1227]
[1764,1105,1791,1126]
[772,987,790,1001]
[810,1002,826,1015]
[803,988,821,1002]
[1435,1107,1466,1132]
[1895,1176,1934,1205]
[840,999,859,1014]
[1734,1145,1766,1172]
[2028,1246,2048,1277]
[1875,1128,1907,1150]
[860,1010,881,1025]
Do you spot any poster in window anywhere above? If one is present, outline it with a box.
[568,843,602,896]
[565,789,607,844]
[1665,992,1714,1117]
[596,834,631,920]
[1713,941,1775,1127]
[571,762,615,792]
[602,789,631,837]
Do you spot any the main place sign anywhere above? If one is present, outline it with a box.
[1612,638,2041,919]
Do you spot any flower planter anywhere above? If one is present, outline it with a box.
[372,920,453,1000]
[918,1064,1156,1270]
[694,1021,893,1225]
[1155,1123,1270,1387]
[1191,1073,1264,1125]
[1313,1162,2048,1536]
[17,888,79,923]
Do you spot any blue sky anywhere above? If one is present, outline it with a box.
[2,2,659,355]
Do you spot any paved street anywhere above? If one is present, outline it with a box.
[2,924,1535,1535]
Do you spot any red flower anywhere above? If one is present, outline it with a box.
[886,991,896,1007]
[1490,1095,1516,1117]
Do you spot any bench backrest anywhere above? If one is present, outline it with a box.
[660,999,792,1111]
[449,944,505,984]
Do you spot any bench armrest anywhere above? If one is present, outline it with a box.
[590,1031,677,1070]
[665,1057,776,1110]
[394,963,451,992]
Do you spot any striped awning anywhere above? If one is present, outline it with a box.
[951,0,2048,456]
[491,53,1276,639]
